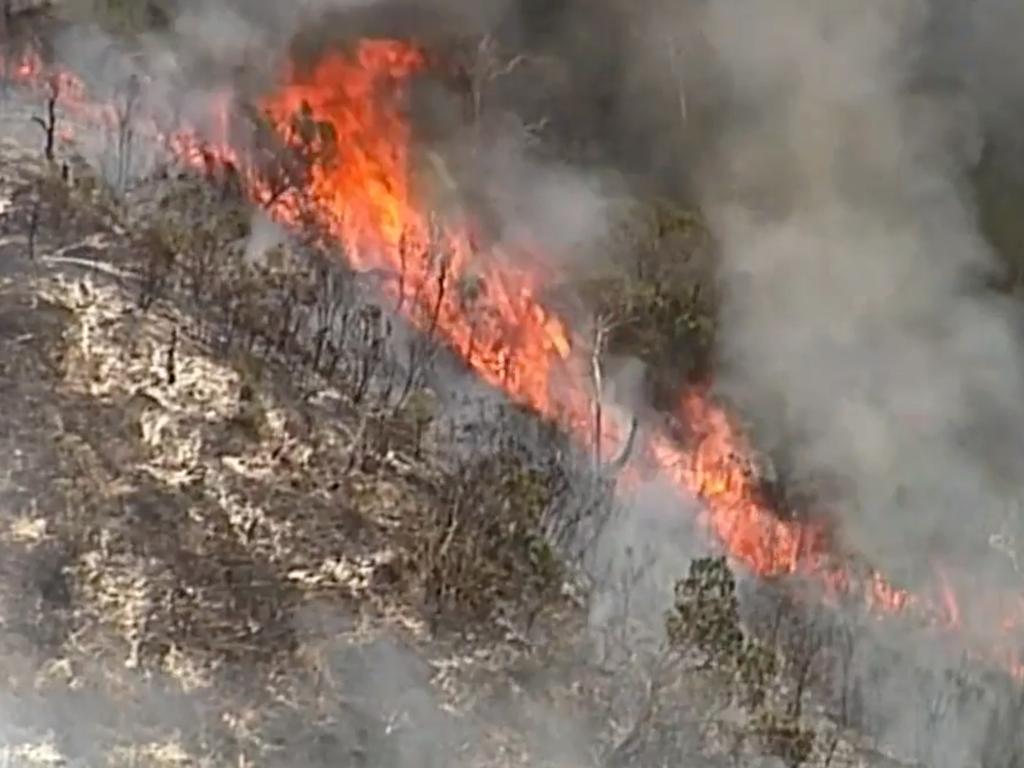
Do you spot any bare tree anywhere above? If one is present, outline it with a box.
[666,37,688,129]
[448,33,533,148]
[31,72,59,162]
[114,73,140,192]
[467,35,527,124]
[26,184,40,259]
[591,313,613,472]
[165,325,177,386]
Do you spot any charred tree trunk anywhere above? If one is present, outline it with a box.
[31,74,59,162]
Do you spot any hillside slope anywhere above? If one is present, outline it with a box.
[0,45,924,768]
[0,134,595,766]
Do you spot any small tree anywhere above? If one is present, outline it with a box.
[31,72,60,162]
[598,555,824,767]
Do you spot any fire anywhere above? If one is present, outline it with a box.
[256,42,1024,672]
[260,41,589,425]
[651,391,828,577]
[0,48,43,81]
[6,37,1024,677]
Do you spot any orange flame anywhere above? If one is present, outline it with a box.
[256,42,1024,671]
[260,42,589,425]
[7,38,1024,677]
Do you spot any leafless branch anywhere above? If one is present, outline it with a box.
[608,416,639,473]
[30,73,59,162]
[114,74,140,192]
[26,187,40,260]
[591,312,630,472]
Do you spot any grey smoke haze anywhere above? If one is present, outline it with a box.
[680,0,1024,613]
[621,2,1024,761]
[934,0,1024,172]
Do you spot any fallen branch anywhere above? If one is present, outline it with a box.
[39,255,138,281]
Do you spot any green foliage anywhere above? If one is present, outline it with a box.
[581,197,715,387]
[667,555,743,667]
[737,637,778,709]
[613,279,713,358]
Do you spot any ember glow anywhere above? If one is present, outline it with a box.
[0,48,43,81]
[5,38,1024,678]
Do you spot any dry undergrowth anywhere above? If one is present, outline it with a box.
[0,131,590,766]
[0,111,899,767]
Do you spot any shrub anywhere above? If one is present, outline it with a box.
[411,442,564,633]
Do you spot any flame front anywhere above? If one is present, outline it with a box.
[257,43,1024,671]
[6,39,1024,678]
[261,42,587,424]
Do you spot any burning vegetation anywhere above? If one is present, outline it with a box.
[235,36,1024,678]
[4,2,1024,766]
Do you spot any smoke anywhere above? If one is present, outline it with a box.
[939,0,1024,173]
[23,0,1024,763]
[681,0,1023,604]
[658,0,1024,763]
[435,124,615,268]
[586,479,703,657]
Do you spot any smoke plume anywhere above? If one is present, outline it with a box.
[663,1,1024,761]
[682,0,1024,611]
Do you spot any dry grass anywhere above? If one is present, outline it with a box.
[0,102,893,768]
[0,131,590,766]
